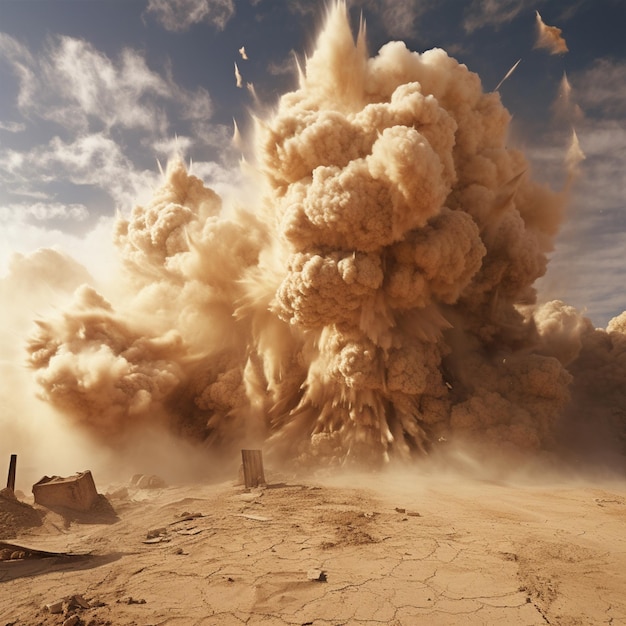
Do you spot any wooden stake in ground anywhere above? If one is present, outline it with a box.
[241,450,265,489]
[6,454,17,491]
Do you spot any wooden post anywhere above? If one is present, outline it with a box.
[241,449,265,489]
[6,454,17,491]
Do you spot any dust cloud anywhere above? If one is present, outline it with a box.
[4,4,626,480]
[535,11,568,56]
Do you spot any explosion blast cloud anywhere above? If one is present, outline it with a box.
[23,4,626,469]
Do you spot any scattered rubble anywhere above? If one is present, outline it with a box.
[146,527,168,539]
[143,527,171,544]
[394,507,421,517]
[45,600,64,614]
[118,597,146,605]
[105,486,129,500]
[307,569,327,582]
[44,593,100,624]
[130,474,166,489]
[0,488,16,501]
[0,541,89,561]
[171,511,203,524]
[0,490,42,538]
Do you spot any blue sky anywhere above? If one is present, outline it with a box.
[1,0,625,326]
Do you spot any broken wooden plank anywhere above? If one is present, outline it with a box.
[234,513,271,522]
[0,541,90,561]
[241,449,265,489]
[6,454,16,491]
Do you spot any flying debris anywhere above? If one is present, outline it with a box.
[239,46,248,60]
[565,129,585,179]
[25,2,626,468]
[246,82,259,104]
[535,11,568,55]
[232,118,242,149]
[554,73,584,122]
[234,62,243,88]
[494,59,521,92]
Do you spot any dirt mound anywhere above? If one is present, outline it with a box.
[0,489,43,539]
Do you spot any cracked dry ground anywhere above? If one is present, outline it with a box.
[2,473,626,625]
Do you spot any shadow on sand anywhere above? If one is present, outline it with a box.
[0,545,124,582]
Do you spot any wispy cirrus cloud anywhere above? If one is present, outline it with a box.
[0,33,213,135]
[571,58,626,117]
[535,58,626,326]
[346,0,430,39]
[0,132,160,209]
[44,38,171,133]
[146,0,235,32]
[0,120,25,133]
[281,0,429,39]
[0,29,229,254]
[0,133,158,282]
[463,0,539,32]
[0,202,89,222]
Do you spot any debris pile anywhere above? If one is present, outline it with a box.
[0,489,42,539]
[33,470,99,512]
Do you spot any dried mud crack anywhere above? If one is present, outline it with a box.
[1,477,626,625]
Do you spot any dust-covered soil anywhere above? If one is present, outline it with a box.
[1,466,626,626]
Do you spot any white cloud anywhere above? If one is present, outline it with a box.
[0,202,89,222]
[463,0,539,32]
[0,32,32,62]
[0,120,25,133]
[534,59,626,327]
[0,132,158,283]
[0,132,160,210]
[0,32,226,217]
[539,225,626,327]
[46,39,171,133]
[571,59,626,117]
[352,0,429,39]
[0,215,119,287]
[152,135,194,159]
[0,32,214,136]
[44,134,161,210]
[146,0,235,32]
[267,53,298,77]
[0,33,37,110]
[0,34,171,134]
[281,1,319,17]
[191,121,232,150]
[6,187,50,201]
[179,86,213,121]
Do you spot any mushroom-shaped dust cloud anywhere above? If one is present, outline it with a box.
[25,3,626,467]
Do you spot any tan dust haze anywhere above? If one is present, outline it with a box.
[20,4,626,470]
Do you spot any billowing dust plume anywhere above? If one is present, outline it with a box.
[25,4,626,468]
[535,11,568,56]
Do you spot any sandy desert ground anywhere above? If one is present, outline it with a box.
[1,457,626,626]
